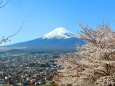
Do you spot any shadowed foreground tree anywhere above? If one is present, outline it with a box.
[54,24,115,86]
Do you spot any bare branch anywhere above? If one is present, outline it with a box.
[0,20,25,44]
[0,0,3,6]
[0,0,9,8]
[7,20,25,39]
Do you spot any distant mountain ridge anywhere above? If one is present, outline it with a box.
[0,27,85,53]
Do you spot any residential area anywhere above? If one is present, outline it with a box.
[0,53,60,86]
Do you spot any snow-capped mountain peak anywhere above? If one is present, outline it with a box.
[42,27,77,39]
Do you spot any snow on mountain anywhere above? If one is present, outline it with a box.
[0,27,85,53]
[42,27,77,39]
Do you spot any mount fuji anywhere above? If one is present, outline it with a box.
[0,27,85,53]
[42,27,77,39]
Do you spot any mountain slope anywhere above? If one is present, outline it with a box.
[0,27,85,53]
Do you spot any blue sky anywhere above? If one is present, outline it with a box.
[0,0,115,45]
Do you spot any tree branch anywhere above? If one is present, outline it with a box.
[0,0,9,8]
[0,0,3,6]
[0,20,25,44]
